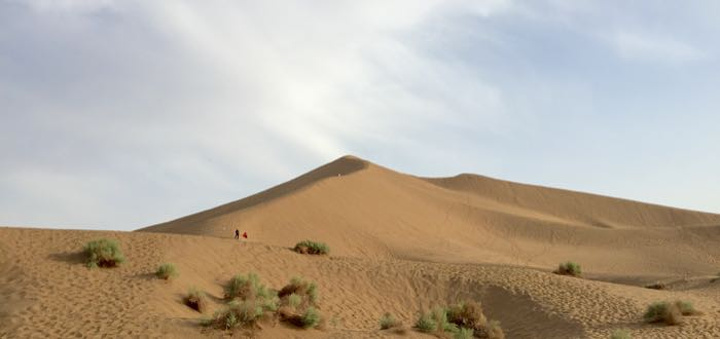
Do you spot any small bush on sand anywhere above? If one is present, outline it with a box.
[379,312,403,330]
[484,320,505,339]
[293,240,329,255]
[276,277,323,329]
[645,283,666,290]
[83,239,125,268]
[554,261,582,277]
[610,329,632,339]
[447,301,487,331]
[156,263,178,280]
[224,273,275,300]
[300,307,321,329]
[455,327,474,339]
[185,288,208,313]
[415,312,437,333]
[415,301,504,339]
[644,300,698,326]
[204,299,276,330]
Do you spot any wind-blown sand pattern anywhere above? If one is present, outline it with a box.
[2,156,720,338]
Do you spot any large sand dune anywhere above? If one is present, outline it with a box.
[2,155,720,338]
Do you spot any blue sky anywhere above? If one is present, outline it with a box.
[2,0,719,230]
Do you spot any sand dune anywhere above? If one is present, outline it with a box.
[2,155,720,338]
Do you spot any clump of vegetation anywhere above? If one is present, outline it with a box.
[379,312,403,330]
[293,240,330,255]
[204,299,276,330]
[645,283,666,290]
[83,239,125,268]
[414,301,504,338]
[155,263,178,280]
[204,273,279,331]
[610,329,632,339]
[644,300,700,326]
[224,273,275,301]
[185,288,208,313]
[276,277,323,329]
[554,261,582,277]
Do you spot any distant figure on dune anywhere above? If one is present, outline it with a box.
[234,229,240,240]
[242,231,248,240]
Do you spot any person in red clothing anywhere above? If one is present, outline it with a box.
[242,231,248,239]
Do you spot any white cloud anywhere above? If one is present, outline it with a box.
[609,31,706,63]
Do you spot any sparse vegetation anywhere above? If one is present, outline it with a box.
[379,312,403,330]
[293,240,330,255]
[610,329,632,339]
[224,273,275,300]
[83,238,125,268]
[414,301,504,339]
[185,288,208,313]
[645,282,666,290]
[276,277,323,329]
[554,261,582,277]
[644,300,700,326]
[155,263,178,280]
[204,299,276,330]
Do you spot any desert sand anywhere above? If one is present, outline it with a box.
[2,155,720,338]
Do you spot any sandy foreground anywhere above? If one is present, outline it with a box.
[2,156,720,338]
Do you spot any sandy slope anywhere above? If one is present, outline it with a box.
[2,155,720,338]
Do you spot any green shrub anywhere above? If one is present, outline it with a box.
[644,300,700,326]
[455,327,474,339]
[610,329,632,339]
[288,293,302,308]
[300,307,321,329]
[83,239,125,268]
[293,240,330,255]
[204,299,273,330]
[554,261,582,277]
[276,277,324,329]
[185,287,207,313]
[278,277,318,305]
[415,312,437,333]
[379,312,402,330]
[447,301,487,331]
[644,301,682,325]
[155,263,178,280]
[224,273,275,300]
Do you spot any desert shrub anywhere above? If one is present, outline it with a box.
[204,299,275,330]
[300,307,321,329]
[554,261,582,277]
[644,300,700,326]
[185,288,208,313]
[645,283,666,290]
[84,239,125,268]
[415,312,437,333]
[484,320,505,339]
[293,240,329,255]
[224,273,275,300]
[379,312,403,330]
[276,277,323,329]
[447,301,487,331]
[610,329,632,339]
[644,301,682,325]
[455,327,474,339]
[156,263,178,280]
[278,277,318,305]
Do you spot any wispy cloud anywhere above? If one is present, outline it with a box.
[609,31,706,63]
[2,0,720,229]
